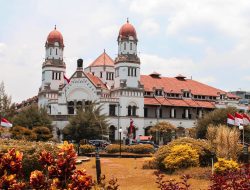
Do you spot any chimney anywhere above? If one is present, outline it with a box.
[77,58,83,71]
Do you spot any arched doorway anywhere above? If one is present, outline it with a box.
[109,125,116,142]
[144,126,152,136]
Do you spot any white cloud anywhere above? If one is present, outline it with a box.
[140,19,160,35]
[185,36,205,44]
[140,53,196,77]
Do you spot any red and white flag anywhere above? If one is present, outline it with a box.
[64,74,70,84]
[1,118,13,128]
[242,113,250,125]
[235,112,243,126]
[227,114,235,125]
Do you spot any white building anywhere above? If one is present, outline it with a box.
[38,21,239,141]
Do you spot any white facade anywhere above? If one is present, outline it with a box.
[38,24,240,141]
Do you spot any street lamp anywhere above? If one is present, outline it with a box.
[239,125,249,163]
[119,128,123,158]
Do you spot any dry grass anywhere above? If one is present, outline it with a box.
[77,157,211,190]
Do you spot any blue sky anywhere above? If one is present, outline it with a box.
[1,0,250,102]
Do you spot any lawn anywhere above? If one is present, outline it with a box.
[77,157,211,190]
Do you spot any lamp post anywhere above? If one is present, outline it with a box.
[119,128,122,158]
[95,146,101,183]
[239,125,249,163]
[239,125,244,146]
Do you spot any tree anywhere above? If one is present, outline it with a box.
[0,81,16,120]
[32,126,53,141]
[149,121,176,144]
[196,107,237,138]
[63,103,108,143]
[13,104,52,130]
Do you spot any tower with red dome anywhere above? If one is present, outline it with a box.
[38,26,66,107]
[114,19,141,89]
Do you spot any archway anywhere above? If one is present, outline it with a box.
[144,126,152,136]
[109,125,116,142]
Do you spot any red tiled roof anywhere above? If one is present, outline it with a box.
[144,97,160,105]
[88,51,114,67]
[85,72,107,89]
[141,75,225,96]
[144,97,215,109]
[226,93,240,99]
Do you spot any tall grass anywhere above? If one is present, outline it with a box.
[206,125,240,160]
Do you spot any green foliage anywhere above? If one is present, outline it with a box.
[10,126,37,141]
[63,103,108,142]
[196,107,237,138]
[105,144,128,153]
[32,126,53,141]
[214,158,239,174]
[154,137,212,169]
[0,81,16,119]
[0,139,59,180]
[105,144,154,154]
[163,144,199,171]
[142,157,158,169]
[128,144,154,154]
[13,104,52,130]
[79,144,96,154]
[150,121,176,143]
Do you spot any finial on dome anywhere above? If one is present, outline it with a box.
[54,25,56,30]
[127,17,129,23]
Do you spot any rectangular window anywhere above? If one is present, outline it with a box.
[128,67,130,76]
[124,43,126,50]
[109,105,116,116]
[134,68,137,76]
[130,43,132,50]
[100,72,102,78]
[144,108,148,118]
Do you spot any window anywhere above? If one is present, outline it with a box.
[130,43,132,50]
[109,105,116,116]
[124,43,126,50]
[56,48,57,55]
[52,72,61,80]
[128,106,132,116]
[132,106,136,116]
[92,72,95,76]
[144,108,148,118]
[100,72,102,78]
[42,71,45,81]
[128,67,137,77]
[68,101,74,114]
[106,72,114,80]
[159,108,162,118]
[50,48,52,55]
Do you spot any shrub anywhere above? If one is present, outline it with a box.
[10,126,37,141]
[128,144,154,154]
[214,158,239,174]
[105,144,128,153]
[163,144,199,171]
[80,144,95,154]
[142,157,158,169]
[0,139,59,180]
[32,126,53,141]
[154,137,212,169]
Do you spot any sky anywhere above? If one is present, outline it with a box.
[1,0,250,103]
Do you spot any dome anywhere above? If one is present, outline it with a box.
[118,20,137,40]
[46,26,64,47]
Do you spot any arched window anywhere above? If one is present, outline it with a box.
[128,105,132,116]
[109,125,116,142]
[68,101,74,114]
[76,101,82,111]
[50,48,52,55]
